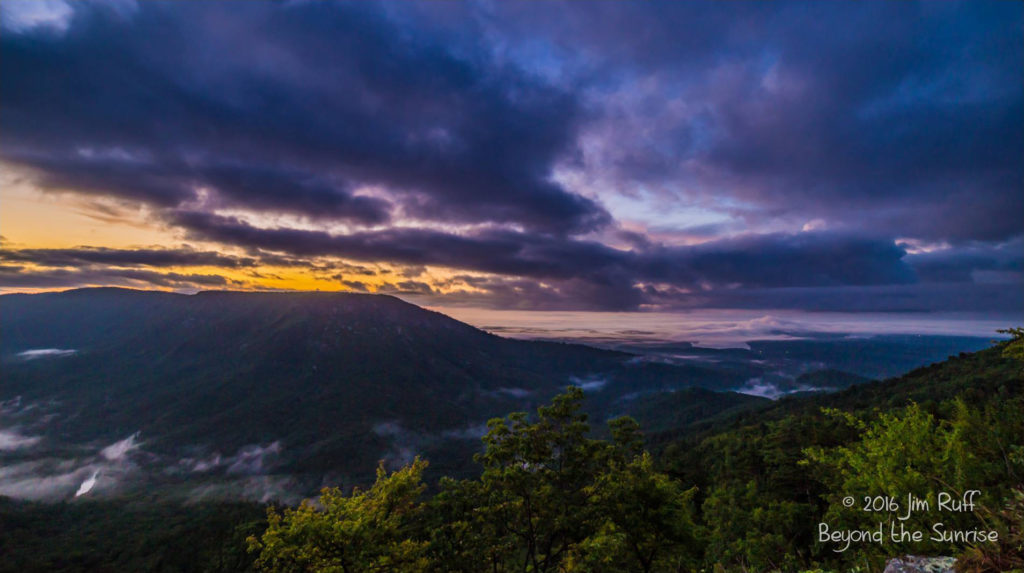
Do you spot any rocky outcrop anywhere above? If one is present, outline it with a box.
[883,555,956,573]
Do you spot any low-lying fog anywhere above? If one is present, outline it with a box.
[430,308,1017,349]
[1,315,1007,504]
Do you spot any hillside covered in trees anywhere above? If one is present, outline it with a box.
[4,289,988,503]
[2,331,1021,572]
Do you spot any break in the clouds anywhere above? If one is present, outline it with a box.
[0,0,1021,311]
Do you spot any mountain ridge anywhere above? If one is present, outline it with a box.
[0,288,752,499]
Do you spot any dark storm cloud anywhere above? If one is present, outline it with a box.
[492,1,1023,243]
[1,1,1020,311]
[172,209,920,309]
[690,283,1024,314]
[341,280,369,292]
[0,247,258,269]
[1,218,1006,312]
[196,165,391,224]
[170,210,623,280]
[635,233,917,288]
[385,281,436,295]
[434,275,645,312]
[0,1,606,233]
[425,279,1024,314]
[0,266,231,289]
[0,246,372,274]
[906,239,1024,283]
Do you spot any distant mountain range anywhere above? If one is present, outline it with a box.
[0,288,996,502]
[0,289,757,500]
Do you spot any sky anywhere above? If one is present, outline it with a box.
[1,0,1022,321]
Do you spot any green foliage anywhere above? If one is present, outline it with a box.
[5,335,1023,572]
[467,387,610,571]
[998,327,1024,367]
[566,452,700,572]
[702,480,817,572]
[662,340,1023,571]
[251,388,702,572]
[808,405,960,556]
[0,288,752,481]
[376,342,1022,572]
[955,487,1024,573]
[802,396,1024,562]
[0,498,265,573]
[250,459,430,572]
[425,388,701,572]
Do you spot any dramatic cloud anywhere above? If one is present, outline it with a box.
[1,1,606,233]
[905,239,1024,283]
[0,266,233,290]
[0,246,259,269]
[165,208,926,309]
[1,1,1020,311]
[502,2,1023,243]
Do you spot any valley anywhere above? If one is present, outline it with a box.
[0,288,997,504]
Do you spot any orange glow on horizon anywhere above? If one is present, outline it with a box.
[0,181,498,296]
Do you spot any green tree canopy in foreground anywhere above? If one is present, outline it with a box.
[250,335,1024,572]
[252,388,700,572]
[249,459,430,572]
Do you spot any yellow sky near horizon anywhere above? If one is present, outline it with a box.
[0,181,357,293]
[0,181,496,296]
[0,183,176,250]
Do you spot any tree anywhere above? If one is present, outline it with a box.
[424,477,505,573]
[567,451,701,573]
[804,402,1024,561]
[425,388,706,572]
[469,386,610,572]
[997,327,1024,365]
[249,458,429,573]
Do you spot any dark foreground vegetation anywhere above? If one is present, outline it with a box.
[2,332,1022,572]
[0,500,265,572]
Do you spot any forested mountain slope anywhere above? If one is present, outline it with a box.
[0,288,751,495]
